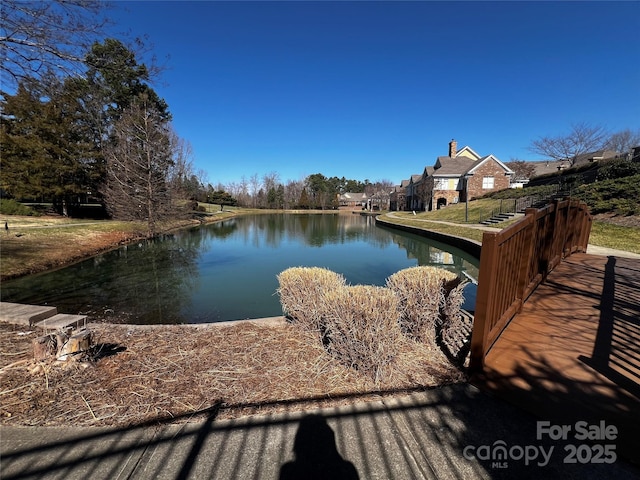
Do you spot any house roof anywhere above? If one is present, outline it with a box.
[529,160,565,177]
[573,149,618,165]
[432,156,477,176]
[340,192,367,201]
[528,148,620,177]
[430,153,514,178]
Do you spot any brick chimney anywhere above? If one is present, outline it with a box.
[449,139,457,158]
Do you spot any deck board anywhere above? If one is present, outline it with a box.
[472,253,640,464]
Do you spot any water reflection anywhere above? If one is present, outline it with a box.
[1,214,479,324]
[380,225,480,282]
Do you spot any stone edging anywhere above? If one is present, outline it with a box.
[375,216,482,260]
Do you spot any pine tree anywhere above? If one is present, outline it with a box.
[0,78,99,213]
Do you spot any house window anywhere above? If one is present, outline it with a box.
[482,176,495,189]
[435,178,455,190]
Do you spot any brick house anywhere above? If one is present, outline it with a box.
[393,139,514,211]
[389,179,410,211]
[337,192,367,210]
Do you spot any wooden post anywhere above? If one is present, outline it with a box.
[469,232,499,373]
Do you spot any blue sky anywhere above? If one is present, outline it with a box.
[110,1,639,187]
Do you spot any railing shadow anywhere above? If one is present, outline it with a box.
[3,381,640,480]
[579,256,640,399]
[473,254,640,469]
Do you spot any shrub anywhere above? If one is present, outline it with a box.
[597,159,640,181]
[322,285,403,383]
[276,267,346,334]
[277,265,469,380]
[0,199,38,216]
[574,174,640,215]
[386,266,460,345]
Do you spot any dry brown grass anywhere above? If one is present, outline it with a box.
[322,285,404,384]
[0,320,464,428]
[276,267,346,335]
[277,266,472,385]
[386,266,459,345]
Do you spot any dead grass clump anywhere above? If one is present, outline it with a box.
[386,266,459,345]
[276,267,346,334]
[322,285,403,383]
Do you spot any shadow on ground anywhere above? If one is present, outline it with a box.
[2,383,640,480]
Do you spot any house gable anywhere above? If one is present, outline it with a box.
[455,146,482,161]
[466,156,513,198]
[468,154,514,176]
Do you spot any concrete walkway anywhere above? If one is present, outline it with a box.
[384,212,505,232]
[2,384,639,480]
[586,244,640,259]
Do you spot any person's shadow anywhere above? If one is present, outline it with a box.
[279,414,359,480]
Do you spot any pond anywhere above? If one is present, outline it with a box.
[1,214,479,324]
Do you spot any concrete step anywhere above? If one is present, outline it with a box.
[33,314,87,333]
[0,302,58,327]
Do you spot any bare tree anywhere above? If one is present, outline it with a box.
[102,95,173,237]
[167,129,194,196]
[236,176,250,207]
[529,122,608,166]
[0,0,110,87]
[285,179,305,209]
[249,173,261,208]
[506,159,537,181]
[605,129,640,155]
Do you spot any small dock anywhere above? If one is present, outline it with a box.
[0,302,87,332]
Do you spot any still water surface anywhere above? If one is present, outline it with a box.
[1,214,479,324]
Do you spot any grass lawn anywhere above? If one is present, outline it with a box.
[401,198,511,223]
[383,198,640,254]
[589,222,640,254]
[0,213,234,280]
[380,215,487,243]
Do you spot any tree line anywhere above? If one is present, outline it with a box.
[187,172,393,211]
[1,2,203,236]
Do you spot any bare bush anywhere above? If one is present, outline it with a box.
[276,267,346,335]
[322,285,403,383]
[386,266,459,345]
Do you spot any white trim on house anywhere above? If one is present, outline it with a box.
[455,145,482,160]
[468,154,514,176]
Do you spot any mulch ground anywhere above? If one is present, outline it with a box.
[0,320,465,428]
[592,212,640,227]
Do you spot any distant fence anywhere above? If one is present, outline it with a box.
[469,198,592,372]
[477,185,563,224]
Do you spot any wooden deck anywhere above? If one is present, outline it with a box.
[472,252,640,463]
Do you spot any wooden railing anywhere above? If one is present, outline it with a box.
[469,198,592,372]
